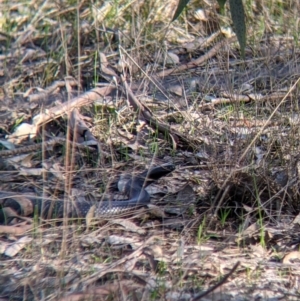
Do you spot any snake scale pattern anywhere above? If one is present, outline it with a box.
[0,164,175,222]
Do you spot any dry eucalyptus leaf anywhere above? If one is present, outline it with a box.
[194,9,208,21]
[81,235,102,247]
[20,48,42,63]
[250,244,268,257]
[124,257,139,271]
[0,240,10,254]
[156,52,180,65]
[0,139,15,150]
[6,123,37,144]
[106,235,141,249]
[168,84,183,96]
[144,245,163,258]
[4,236,33,257]
[0,222,33,236]
[162,218,186,230]
[147,204,166,218]
[292,213,300,225]
[166,292,192,300]
[283,251,300,264]
[239,222,259,237]
[7,153,34,168]
[19,168,44,176]
[111,219,146,235]
[85,205,96,228]
[49,163,66,180]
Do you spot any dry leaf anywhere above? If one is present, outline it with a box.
[0,139,15,150]
[147,204,166,218]
[4,236,33,257]
[0,240,10,254]
[144,245,163,258]
[106,235,141,249]
[85,205,96,228]
[156,51,179,65]
[6,123,37,144]
[19,167,44,176]
[292,213,300,225]
[112,219,146,235]
[0,222,33,236]
[283,251,300,264]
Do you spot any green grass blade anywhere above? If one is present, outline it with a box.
[172,0,190,22]
[229,0,246,58]
[217,0,227,15]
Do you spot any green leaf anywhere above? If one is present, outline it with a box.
[229,0,246,58]
[217,0,227,14]
[172,0,190,22]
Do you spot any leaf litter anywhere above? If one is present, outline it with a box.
[1,0,300,300]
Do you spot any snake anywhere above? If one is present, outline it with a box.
[0,164,175,222]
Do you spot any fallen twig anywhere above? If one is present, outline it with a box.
[155,37,236,78]
[191,261,240,301]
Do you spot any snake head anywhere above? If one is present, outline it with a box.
[123,163,175,194]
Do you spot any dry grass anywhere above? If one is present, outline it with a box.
[1,0,300,300]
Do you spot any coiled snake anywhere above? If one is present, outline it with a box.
[0,164,175,222]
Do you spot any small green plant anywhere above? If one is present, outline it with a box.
[149,141,159,154]
[197,216,207,245]
[253,175,266,249]
[157,261,168,277]
[12,116,25,130]
[91,254,103,263]
[236,223,245,249]
[150,288,160,300]
[258,218,266,249]
[219,207,231,227]
[245,266,252,282]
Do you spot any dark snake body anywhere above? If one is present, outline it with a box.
[0,164,175,221]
